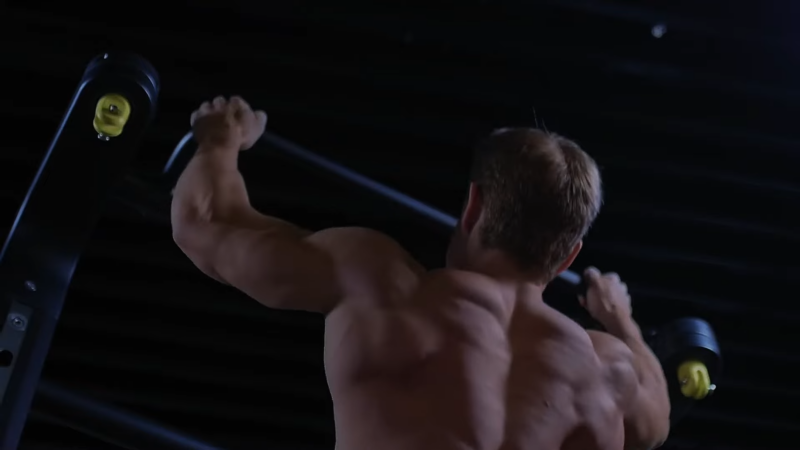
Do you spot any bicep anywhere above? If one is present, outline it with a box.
[185,222,342,313]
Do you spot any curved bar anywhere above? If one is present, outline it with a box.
[261,132,460,229]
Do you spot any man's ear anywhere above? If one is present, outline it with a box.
[460,182,483,234]
[555,240,583,275]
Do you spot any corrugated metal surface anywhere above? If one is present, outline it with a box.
[1,1,799,449]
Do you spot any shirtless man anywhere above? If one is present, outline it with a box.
[171,96,671,450]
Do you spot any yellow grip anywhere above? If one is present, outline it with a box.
[93,94,131,138]
[677,360,712,400]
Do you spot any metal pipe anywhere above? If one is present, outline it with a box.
[33,380,224,450]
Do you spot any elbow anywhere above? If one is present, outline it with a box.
[650,423,670,450]
[172,219,200,254]
[172,218,215,266]
[172,223,229,283]
[171,198,215,254]
[654,387,671,446]
[641,412,671,450]
[625,403,671,450]
[655,414,671,448]
[172,222,191,246]
[172,208,217,252]
[643,397,671,449]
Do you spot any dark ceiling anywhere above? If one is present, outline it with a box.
[2,0,799,449]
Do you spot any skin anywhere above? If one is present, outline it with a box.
[172,96,671,450]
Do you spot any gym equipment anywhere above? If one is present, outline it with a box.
[648,317,721,425]
[165,129,721,426]
[4,54,719,450]
[0,53,219,450]
[0,52,157,448]
[34,380,223,450]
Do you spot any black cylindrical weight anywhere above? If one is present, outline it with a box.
[650,318,721,425]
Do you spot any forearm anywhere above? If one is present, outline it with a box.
[171,145,306,266]
[172,145,275,229]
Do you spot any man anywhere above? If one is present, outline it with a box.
[171,96,670,450]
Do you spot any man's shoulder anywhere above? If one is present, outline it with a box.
[311,226,406,257]
[312,226,426,282]
[586,330,634,362]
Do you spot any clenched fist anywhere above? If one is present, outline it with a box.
[580,267,632,329]
[191,96,267,151]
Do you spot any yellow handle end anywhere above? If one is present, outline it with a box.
[677,360,712,400]
[93,94,131,138]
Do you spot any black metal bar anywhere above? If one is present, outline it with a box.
[164,131,583,285]
[0,53,159,449]
[32,380,224,450]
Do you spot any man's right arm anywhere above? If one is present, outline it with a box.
[581,267,670,449]
[605,316,671,450]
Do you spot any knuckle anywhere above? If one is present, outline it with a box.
[604,273,621,283]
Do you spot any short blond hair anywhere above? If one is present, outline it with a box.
[470,128,602,282]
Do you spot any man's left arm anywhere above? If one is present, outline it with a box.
[172,96,431,317]
[171,141,344,313]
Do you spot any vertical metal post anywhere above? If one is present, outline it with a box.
[0,53,159,449]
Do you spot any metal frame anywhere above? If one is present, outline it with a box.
[32,380,222,450]
[0,53,220,450]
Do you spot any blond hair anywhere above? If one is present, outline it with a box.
[471,128,602,282]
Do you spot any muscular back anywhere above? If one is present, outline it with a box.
[324,257,636,450]
[178,221,645,450]
[503,301,633,450]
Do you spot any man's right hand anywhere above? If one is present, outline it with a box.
[580,267,632,330]
[191,96,268,151]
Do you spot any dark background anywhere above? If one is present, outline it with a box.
[2,1,799,449]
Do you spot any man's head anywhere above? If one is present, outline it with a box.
[446,128,602,284]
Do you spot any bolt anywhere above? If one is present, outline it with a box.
[98,134,110,141]
[24,281,36,292]
[651,24,667,39]
[8,314,26,331]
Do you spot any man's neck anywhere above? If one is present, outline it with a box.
[463,249,547,292]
